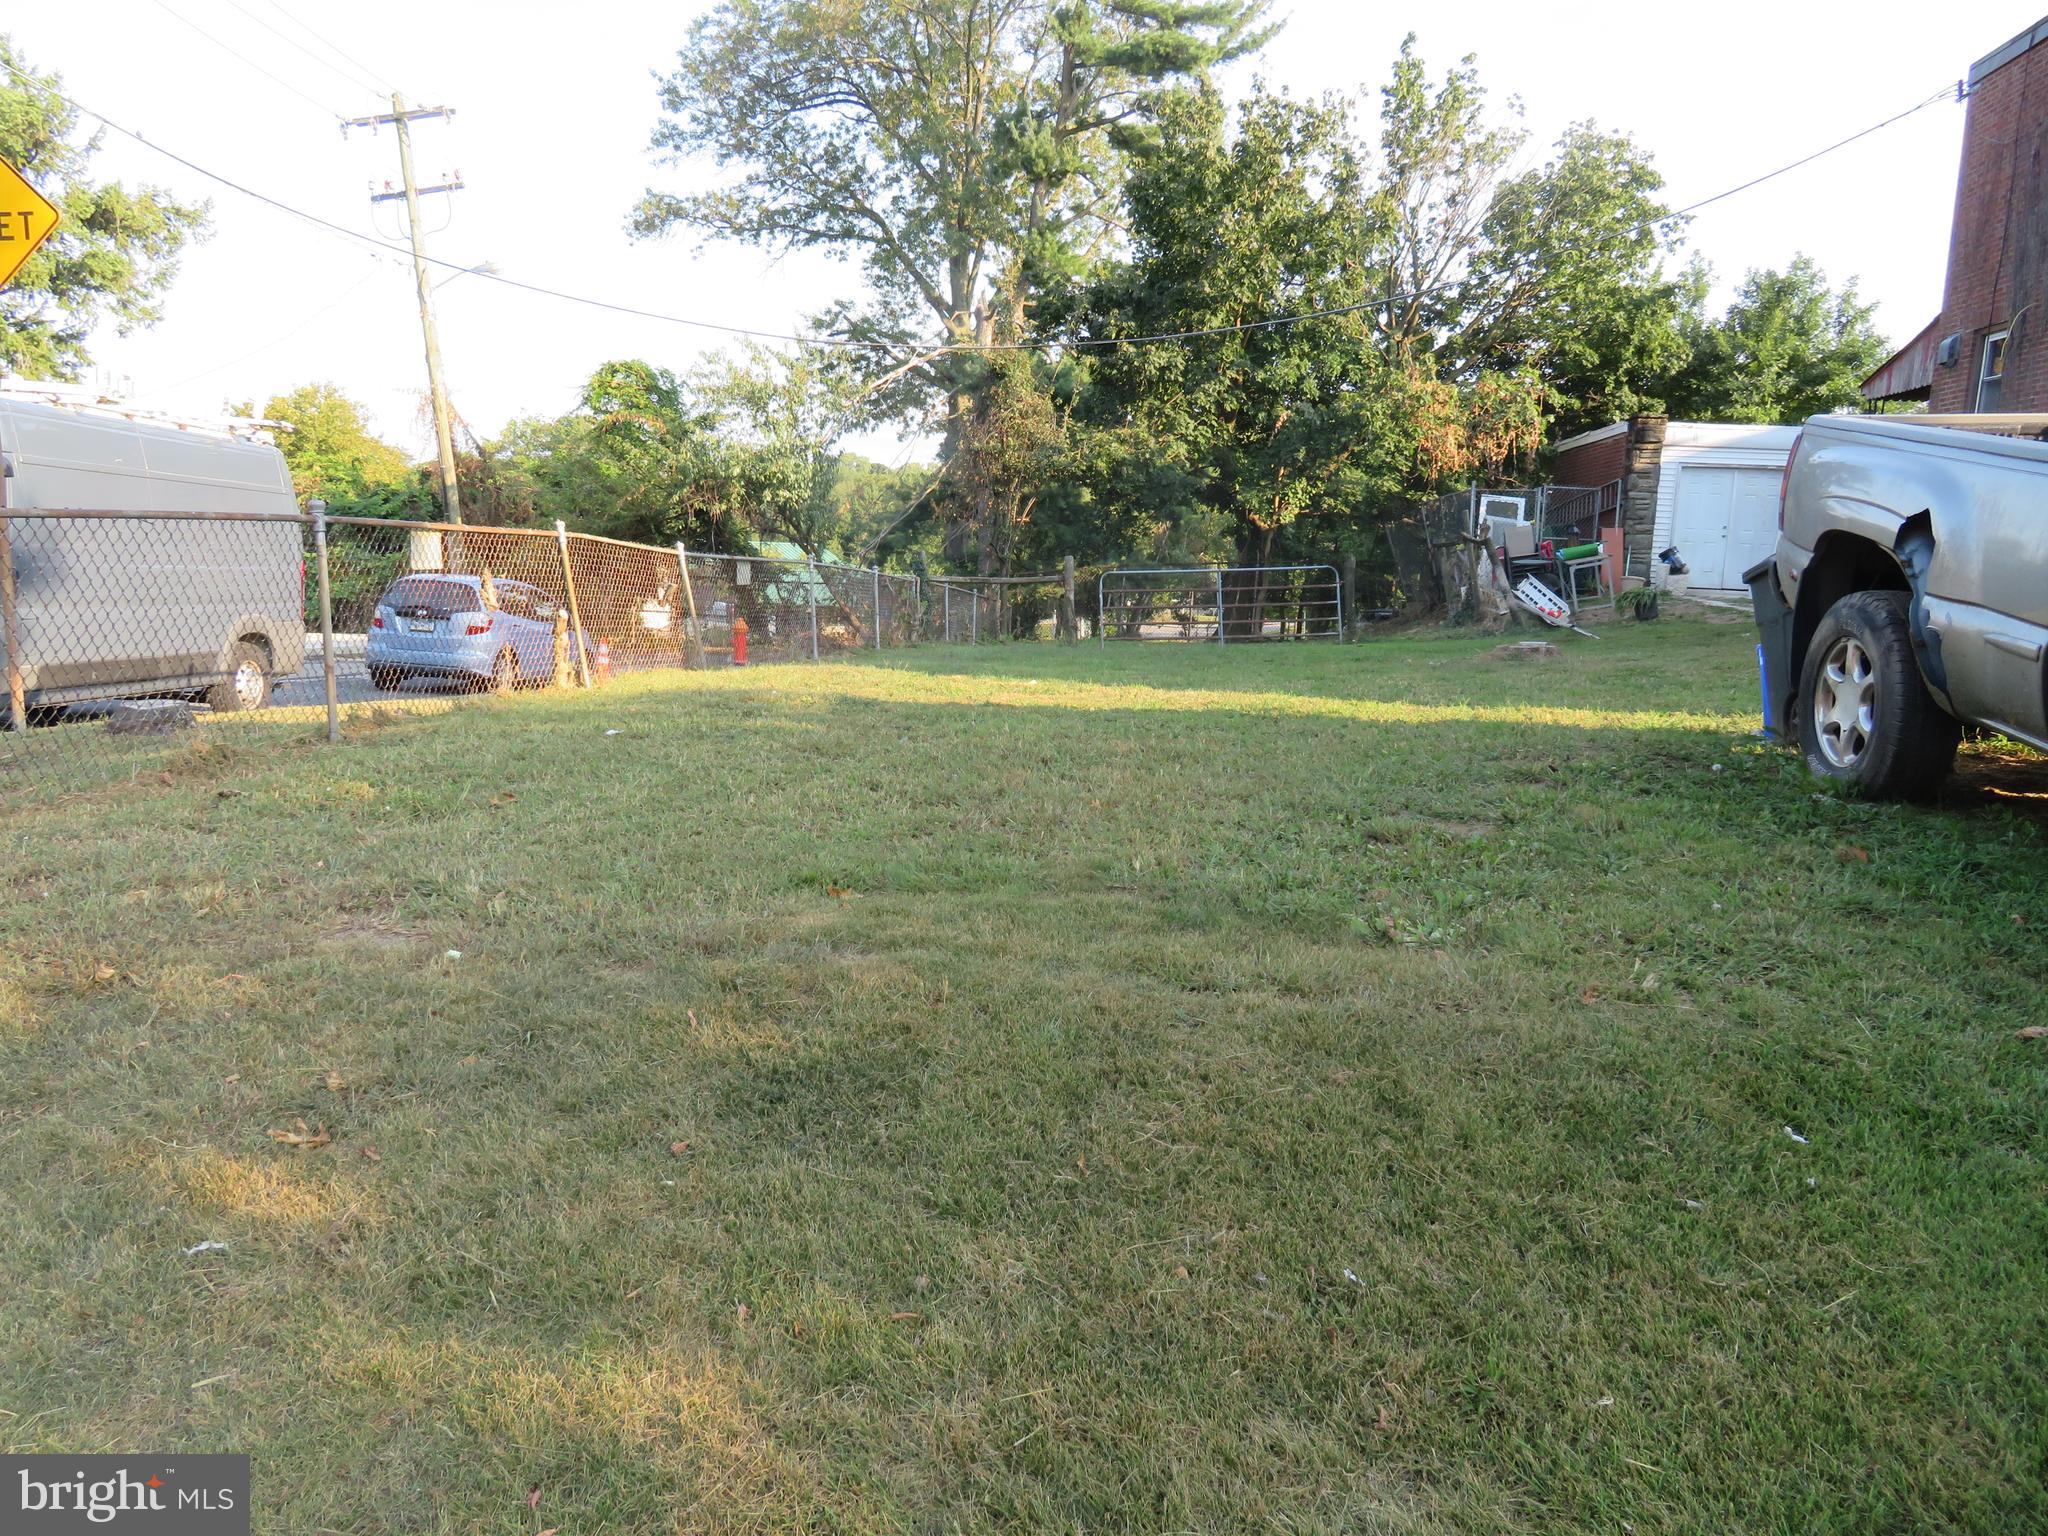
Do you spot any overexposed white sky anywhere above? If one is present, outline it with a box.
[8,1,2038,462]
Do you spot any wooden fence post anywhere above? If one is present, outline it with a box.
[1342,553,1356,641]
[554,520,593,687]
[1061,555,1076,643]
[675,543,703,667]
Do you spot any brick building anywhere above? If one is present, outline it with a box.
[1863,16,2048,410]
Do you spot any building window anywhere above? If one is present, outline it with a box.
[1977,330,2009,411]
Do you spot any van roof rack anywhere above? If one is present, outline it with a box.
[0,378,288,443]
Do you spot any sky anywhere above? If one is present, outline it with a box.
[7,1,2042,465]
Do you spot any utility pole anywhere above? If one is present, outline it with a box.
[345,95,464,522]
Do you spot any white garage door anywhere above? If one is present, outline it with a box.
[1672,466,1781,591]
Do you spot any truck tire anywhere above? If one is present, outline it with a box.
[1796,589,1958,799]
[207,639,272,713]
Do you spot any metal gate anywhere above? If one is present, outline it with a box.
[1097,565,1343,643]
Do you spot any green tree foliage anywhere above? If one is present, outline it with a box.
[256,383,432,518]
[635,0,1271,569]
[1069,44,1690,572]
[0,36,209,378]
[1664,255,1889,424]
[1064,87,1387,566]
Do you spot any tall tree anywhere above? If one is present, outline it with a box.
[0,36,208,378]
[633,0,1271,568]
[1065,86,1388,576]
[1664,256,1889,424]
[1361,39,1691,436]
[254,383,431,519]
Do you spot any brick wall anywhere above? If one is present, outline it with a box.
[1549,428,1626,491]
[1931,38,2048,412]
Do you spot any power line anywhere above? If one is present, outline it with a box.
[149,0,346,119]
[1661,87,1955,222]
[3,57,1959,358]
[219,0,388,102]
[260,0,396,96]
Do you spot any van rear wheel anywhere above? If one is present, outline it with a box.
[207,640,272,713]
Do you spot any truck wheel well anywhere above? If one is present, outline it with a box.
[1791,532,1907,688]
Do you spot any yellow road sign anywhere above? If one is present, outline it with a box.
[0,158,60,290]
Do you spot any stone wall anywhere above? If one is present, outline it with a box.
[1621,414,1667,575]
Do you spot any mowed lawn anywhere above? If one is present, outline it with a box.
[2,617,2044,1534]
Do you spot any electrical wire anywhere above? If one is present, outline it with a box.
[149,0,347,119]
[260,0,397,97]
[219,0,388,103]
[3,55,1959,357]
[1659,86,1955,221]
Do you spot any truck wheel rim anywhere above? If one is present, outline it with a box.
[233,660,265,708]
[1815,637,1875,768]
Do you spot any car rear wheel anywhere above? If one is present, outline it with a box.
[368,665,407,692]
[207,640,272,713]
[1796,589,1958,799]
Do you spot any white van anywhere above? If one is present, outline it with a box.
[0,391,306,721]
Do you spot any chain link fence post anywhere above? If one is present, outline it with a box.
[0,465,23,732]
[311,498,340,744]
[1215,568,1226,645]
[806,554,821,661]
[873,566,882,649]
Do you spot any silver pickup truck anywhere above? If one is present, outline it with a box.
[1752,412,2048,798]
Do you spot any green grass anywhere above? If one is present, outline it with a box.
[2,618,2044,1533]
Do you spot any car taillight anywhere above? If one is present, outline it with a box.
[372,613,385,629]
[1778,431,1802,529]
[463,613,492,636]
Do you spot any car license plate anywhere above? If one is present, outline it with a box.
[409,620,435,633]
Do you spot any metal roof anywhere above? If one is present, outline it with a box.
[1971,15,2048,86]
[1860,315,1943,402]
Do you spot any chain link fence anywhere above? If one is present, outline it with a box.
[0,507,946,789]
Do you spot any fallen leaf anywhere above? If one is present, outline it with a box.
[223,1074,241,1086]
[322,1070,346,1093]
[91,963,118,984]
[824,883,854,899]
[736,1303,751,1323]
[358,1146,382,1162]
[537,1529,559,1536]
[2017,1026,2048,1041]
[526,1486,541,1513]
[915,1274,931,1291]
[1076,1154,1087,1174]
[267,1119,332,1150]
[669,1140,691,1156]
[1578,985,1602,1004]
[1835,844,1870,863]
[687,1009,699,1028]
[890,1311,923,1321]
[491,790,517,807]
[1375,1406,1392,1431]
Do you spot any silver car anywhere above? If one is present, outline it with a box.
[366,575,577,692]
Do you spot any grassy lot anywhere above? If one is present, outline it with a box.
[2,616,2043,1533]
